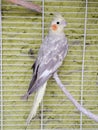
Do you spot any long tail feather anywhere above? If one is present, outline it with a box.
[26,82,47,124]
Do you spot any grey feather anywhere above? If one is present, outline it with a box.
[25,35,68,97]
[23,15,68,100]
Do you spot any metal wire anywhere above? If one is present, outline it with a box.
[80,0,88,129]
[0,0,3,129]
[40,0,44,129]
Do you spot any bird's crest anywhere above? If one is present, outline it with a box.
[53,12,64,20]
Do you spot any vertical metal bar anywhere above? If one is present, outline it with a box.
[0,0,3,130]
[42,0,45,41]
[80,0,88,129]
[41,0,44,129]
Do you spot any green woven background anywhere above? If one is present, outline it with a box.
[1,0,98,129]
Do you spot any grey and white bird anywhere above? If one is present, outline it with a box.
[23,13,68,124]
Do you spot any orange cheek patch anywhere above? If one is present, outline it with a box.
[51,24,58,31]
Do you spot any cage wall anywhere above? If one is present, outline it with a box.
[0,0,98,130]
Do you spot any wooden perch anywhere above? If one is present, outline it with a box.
[6,0,42,13]
[53,72,98,122]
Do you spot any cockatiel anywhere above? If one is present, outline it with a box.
[23,13,68,124]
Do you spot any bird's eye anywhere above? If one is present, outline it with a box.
[57,21,60,24]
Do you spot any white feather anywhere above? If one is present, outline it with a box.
[26,82,47,125]
[40,70,50,78]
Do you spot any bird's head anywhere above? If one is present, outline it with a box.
[49,13,67,34]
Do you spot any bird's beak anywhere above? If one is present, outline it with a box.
[51,24,58,31]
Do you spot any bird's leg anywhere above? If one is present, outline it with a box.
[53,72,98,122]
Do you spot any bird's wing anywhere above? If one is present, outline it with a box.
[28,38,68,95]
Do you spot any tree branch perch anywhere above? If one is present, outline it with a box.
[53,72,98,122]
[5,0,42,13]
